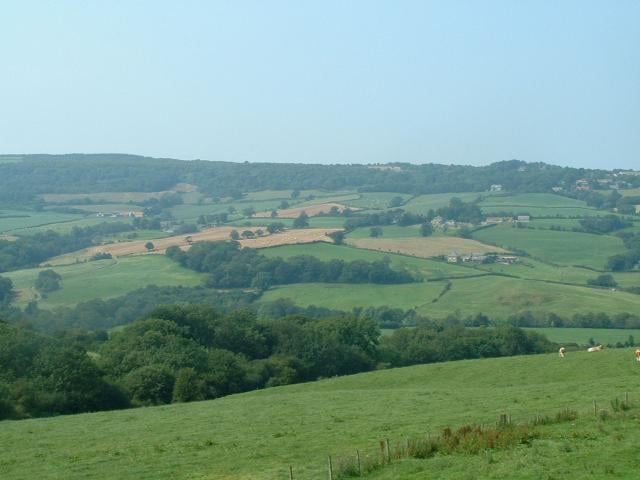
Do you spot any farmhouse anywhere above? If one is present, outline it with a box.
[431,216,443,227]
[575,179,591,191]
[447,253,459,263]
[497,255,518,265]
[516,215,530,222]
[489,184,503,192]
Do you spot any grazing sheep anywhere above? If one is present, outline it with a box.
[558,346,566,358]
[587,345,603,353]
[635,349,640,362]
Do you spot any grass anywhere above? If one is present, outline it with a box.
[5,256,205,309]
[473,224,626,269]
[260,275,640,319]
[346,225,421,239]
[261,282,447,311]
[0,209,84,233]
[2,349,640,479]
[344,192,412,210]
[523,327,640,346]
[11,216,134,236]
[402,192,485,214]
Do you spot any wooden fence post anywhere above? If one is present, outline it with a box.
[356,449,361,475]
[328,455,333,480]
[385,438,391,463]
[289,465,294,480]
[593,400,597,416]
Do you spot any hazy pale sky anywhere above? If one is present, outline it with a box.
[1,1,638,168]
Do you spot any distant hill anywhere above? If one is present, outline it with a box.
[0,153,631,202]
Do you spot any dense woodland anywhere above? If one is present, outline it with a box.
[1,154,636,202]
[0,307,553,420]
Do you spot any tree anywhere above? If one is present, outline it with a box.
[0,276,12,303]
[587,274,618,288]
[35,269,62,293]
[369,226,383,238]
[420,223,433,237]
[172,368,206,402]
[241,230,255,239]
[279,200,289,209]
[144,241,155,252]
[230,230,240,241]
[328,231,345,245]
[291,189,300,199]
[123,366,175,406]
[293,212,309,228]
[267,222,285,234]
[242,207,255,217]
[388,196,404,208]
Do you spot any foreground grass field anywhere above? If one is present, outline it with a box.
[2,349,639,479]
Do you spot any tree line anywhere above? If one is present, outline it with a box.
[166,241,416,289]
[0,306,554,420]
[0,222,133,272]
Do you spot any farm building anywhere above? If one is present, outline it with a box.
[489,184,503,192]
[516,215,530,222]
[447,253,459,263]
[497,255,518,265]
[485,216,512,224]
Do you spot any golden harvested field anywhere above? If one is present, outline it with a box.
[239,228,341,248]
[346,236,508,258]
[45,227,342,264]
[253,202,359,218]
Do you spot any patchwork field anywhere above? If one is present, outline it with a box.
[342,192,412,210]
[39,184,197,203]
[6,256,205,309]
[473,224,626,269]
[2,350,639,479]
[346,236,508,258]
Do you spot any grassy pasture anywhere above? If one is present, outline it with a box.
[262,282,447,311]
[402,192,485,214]
[421,276,640,319]
[2,350,640,479]
[346,225,421,239]
[261,274,640,319]
[343,192,412,210]
[65,204,144,213]
[5,256,205,309]
[473,224,625,269]
[346,236,507,259]
[243,189,355,201]
[39,191,168,203]
[480,193,589,208]
[4,216,131,236]
[0,209,84,233]
[524,327,640,346]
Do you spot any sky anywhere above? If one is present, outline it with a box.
[0,1,638,169]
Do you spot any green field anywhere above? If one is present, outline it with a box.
[2,349,640,479]
[478,193,602,217]
[346,225,421,239]
[0,209,84,233]
[5,256,205,309]
[473,224,625,269]
[262,282,448,311]
[524,327,640,346]
[402,192,485,214]
[9,216,133,236]
[343,192,412,210]
[260,274,640,319]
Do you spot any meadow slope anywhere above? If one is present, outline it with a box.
[2,349,640,479]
